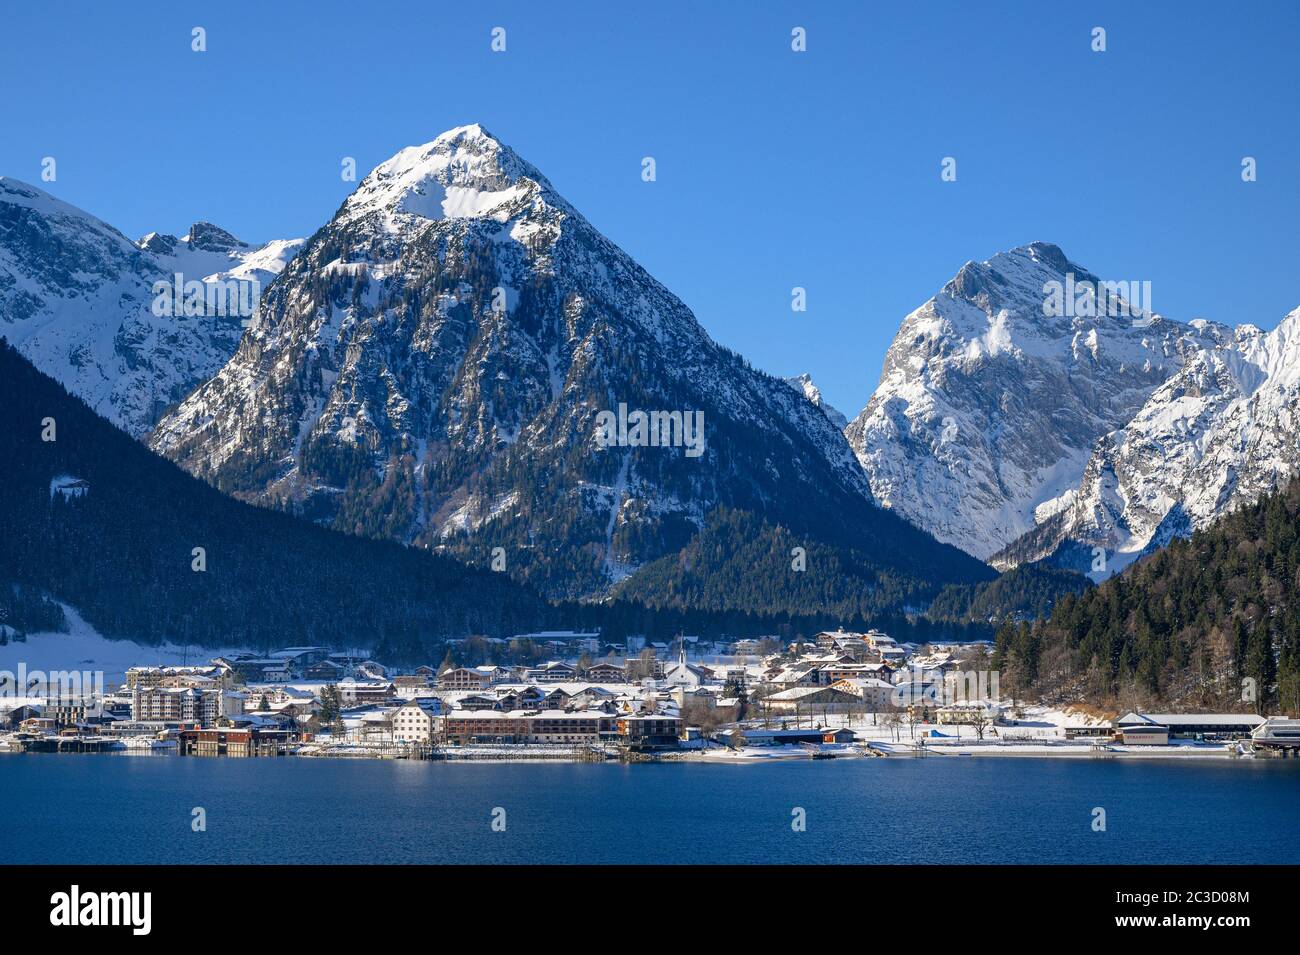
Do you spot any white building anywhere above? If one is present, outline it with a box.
[392,698,443,744]
[131,686,222,724]
[831,677,895,710]
[662,643,712,688]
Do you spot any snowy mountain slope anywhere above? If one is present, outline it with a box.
[0,176,301,436]
[845,242,1226,560]
[785,373,848,430]
[0,602,241,686]
[140,221,302,289]
[149,125,986,599]
[998,307,1300,577]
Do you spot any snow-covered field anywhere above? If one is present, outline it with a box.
[0,604,237,686]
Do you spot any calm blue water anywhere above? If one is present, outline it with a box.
[2,754,1298,864]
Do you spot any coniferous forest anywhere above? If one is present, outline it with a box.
[0,339,556,650]
[992,481,1300,712]
[927,564,1094,625]
[610,506,997,619]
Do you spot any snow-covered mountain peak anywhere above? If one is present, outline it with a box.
[939,242,1165,336]
[183,221,249,252]
[940,242,1085,312]
[146,127,943,599]
[339,124,562,229]
[846,243,1224,560]
[139,221,260,257]
[432,122,498,148]
[1245,306,1300,380]
[999,297,1300,578]
[1,177,302,436]
[1,175,50,205]
[2,175,89,215]
[785,373,849,430]
[137,231,177,254]
[1,176,140,260]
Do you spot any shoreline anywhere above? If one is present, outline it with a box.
[2,742,1269,764]
[686,743,1253,763]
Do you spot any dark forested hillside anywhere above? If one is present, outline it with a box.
[610,507,997,625]
[0,339,556,651]
[927,563,1093,625]
[992,482,1300,713]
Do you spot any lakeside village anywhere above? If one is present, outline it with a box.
[3,628,1299,762]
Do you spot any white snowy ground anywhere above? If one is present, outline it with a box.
[0,604,238,687]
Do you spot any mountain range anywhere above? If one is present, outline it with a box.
[995,306,1300,576]
[0,175,301,437]
[6,127,1299,614]
[846,242,1300,580]
[142,125,985,600]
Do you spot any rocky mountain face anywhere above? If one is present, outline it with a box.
[846,242,1225,561]
[149,125,987,599]
[998,307,1300,577]
[0,176,301,436]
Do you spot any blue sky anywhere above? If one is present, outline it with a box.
[3,1,1297,415]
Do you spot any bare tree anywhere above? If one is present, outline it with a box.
[625,647,658,681]
[883,706,902,741]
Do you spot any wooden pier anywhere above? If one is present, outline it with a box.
[16,736,121,754]
[178,727,295,757]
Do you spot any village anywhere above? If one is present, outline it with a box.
[3,627,1299,761]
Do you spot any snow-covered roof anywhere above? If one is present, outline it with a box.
[767,686,854,701]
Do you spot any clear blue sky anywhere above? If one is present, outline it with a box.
[4,1,1297,416]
